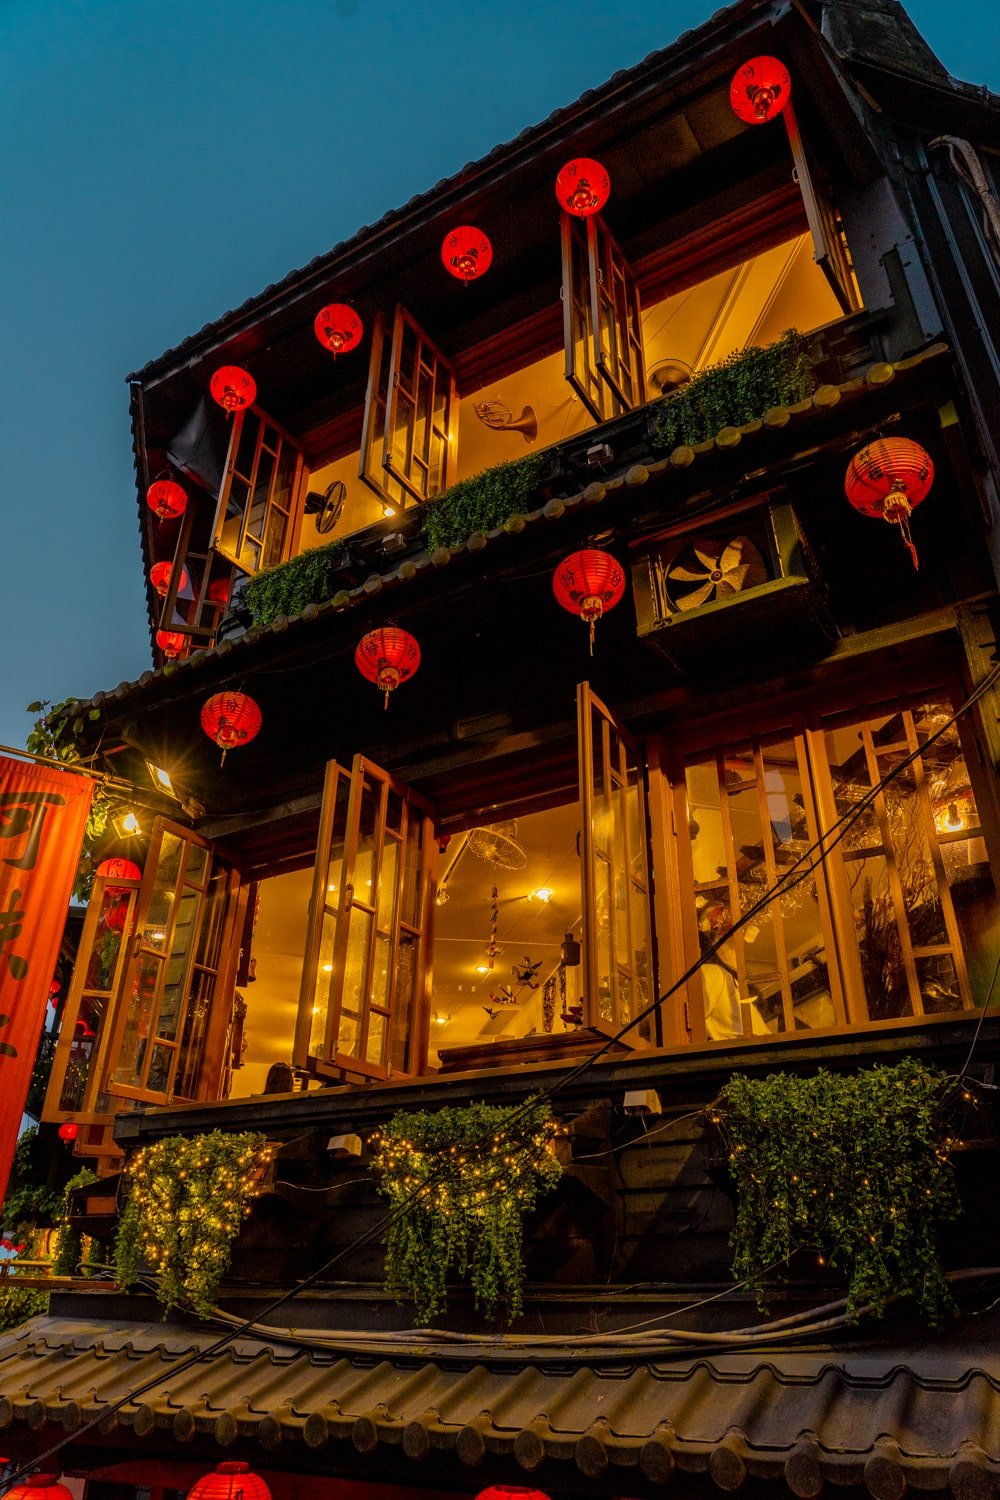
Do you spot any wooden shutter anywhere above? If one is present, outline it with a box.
[96,820,245,1107]
[360,306,457,510]
[562,214,646,422]
[212,408,304,575]
[783,102,860,315]
[577,683,656,1042]
[295,755,436,1081]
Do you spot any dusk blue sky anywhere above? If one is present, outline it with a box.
[2,0,998,753]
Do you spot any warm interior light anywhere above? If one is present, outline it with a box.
[145,761,176,796]
[531,887,554,903]
[433,1013,450,1026]
[944,802,963,831]
[475,963,490,975]
[435,889,450,906]
[114,809,142,837]
[321,963,333,973]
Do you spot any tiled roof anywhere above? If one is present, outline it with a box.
[2,1311,999,1496]
[74,343,949,727]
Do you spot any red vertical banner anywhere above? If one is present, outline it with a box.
[0,757,93,1204]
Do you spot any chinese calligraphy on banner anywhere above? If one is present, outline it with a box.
[0,756,93,1205]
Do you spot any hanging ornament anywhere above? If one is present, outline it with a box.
[555,157,611,217]
[146,479,187,520]
[441,226,493,282]
[844,437,934,570]
[208,578,231,608]
[188,1464,272,1500]
[4,1479,75,1500]
[210,365,256,413]
[486,884,500,970]
[552,548,626,652]
[314,303,364,355]
[150,561,190,597]
[355,627,421,708]
[730,56,792,124]
[155,629,187,659]
[57,1121,79,1142]
[200,691,263,765]
[96,858,141,888]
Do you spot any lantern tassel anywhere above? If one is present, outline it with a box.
[897,513,920,570]
[589,619,595,656]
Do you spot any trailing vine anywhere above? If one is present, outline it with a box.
[52,1167,97,1277]
[25,698,121,901]
[114,1130,268,1315]
[714,1061,961,1321]
[421,455,544,552]
[243,539,349,626]
[372,1097,562,1324]
[651,330,813,452]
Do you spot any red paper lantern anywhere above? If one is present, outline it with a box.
[146,479,187,520]
[210,365,256,412]
[555,157,611,217]
[5,1478,75,1500]
[845,437,934,570]
[150,561,190,597]
[103,897,129,933]
[730,56,792,124]
[208,578,231,608]
[200,691,263,764]
[476,1489,550,1500]
[355,627,421,708]
[553,549,626,651]
[96,858,142,885]
[58,1121,79,1142]
[188,1465,271,1500]
[314,303,363,355]
[441,226,492,282]
[156,629,187,660]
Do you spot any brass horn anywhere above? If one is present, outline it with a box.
[473,400,537,444]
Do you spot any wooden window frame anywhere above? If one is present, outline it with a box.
[295,755,436,1083]
[782,101,861,316]
[212,406,305,577]
[561,212,646,422]
[360,306,458,511]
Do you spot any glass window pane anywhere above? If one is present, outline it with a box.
[114,954,160,1085]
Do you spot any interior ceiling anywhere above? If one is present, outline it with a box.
[230,801,584,1093]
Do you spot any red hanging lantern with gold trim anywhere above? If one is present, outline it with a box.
[155,629,187,660]
[188,1464,272,1500]
[475,1489,550,1500]
[441,226,492,282]
[314,303,363,355]
[553,549,625,652]
[5,1478,75,1500]
[146,479,187,520]
[355,627,421,708]
[555,157,610,217]
[844,437,934,570]
[150,561,189,597]
[730,56,792,124]
[200,692,262,765]
[210,365,256,413]
[96,858,142,886]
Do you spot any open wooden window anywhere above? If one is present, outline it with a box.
[562,214,646,423]
[578,684,656,1042]
[360,307,458,512]
[212,409,304,575]
[295,755,436,1081]
[671,693,992,1043]
[783,103,860,315]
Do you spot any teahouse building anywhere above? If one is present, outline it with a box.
[4,0,1000,1496]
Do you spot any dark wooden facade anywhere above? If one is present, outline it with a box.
[6,1,1000,1496]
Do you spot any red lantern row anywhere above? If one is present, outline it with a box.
[170,1466,545,1500]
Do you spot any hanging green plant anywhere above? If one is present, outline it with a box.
[651,329,813,452]
[372,1096,562,1324]
[714,1060,961,1321]
[51,1167,97,1277]
[421,454,544,552]
[243,539,349,626]
[24,699,120,902]
[114,1130,268,1315]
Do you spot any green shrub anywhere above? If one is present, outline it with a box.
[421,455,544,552]
[652,330,813,451]
[243,540,348,626]
[715,1060,960,1321]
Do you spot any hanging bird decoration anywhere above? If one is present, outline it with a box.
[511,956,543,988]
